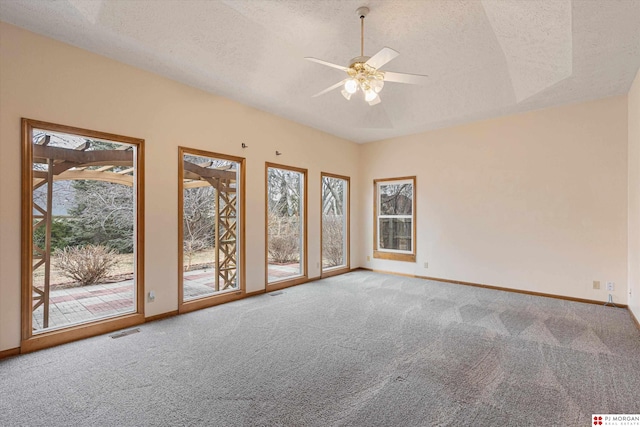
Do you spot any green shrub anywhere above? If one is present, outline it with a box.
[33,218,73,252]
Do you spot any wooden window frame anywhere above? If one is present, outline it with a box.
[373,176,416,262]
[320,172,350,278]
[177,147,246,314]
[265,162,308,291]
[21,118,145,353]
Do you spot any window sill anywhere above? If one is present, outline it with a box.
[373,250,416,262]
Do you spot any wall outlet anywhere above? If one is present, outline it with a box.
[316,262,320,268]
[593,280,600,290]
[424,262,429,269]
[606,282,615,292]
[147,291,155,302]
[366,256,370,262]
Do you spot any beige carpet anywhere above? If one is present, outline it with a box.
[1,270,639,426]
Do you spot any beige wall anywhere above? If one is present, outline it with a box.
[1,22,636,353]
[629,68,640,321]
[360,96,629,302]
[0,23,361,351]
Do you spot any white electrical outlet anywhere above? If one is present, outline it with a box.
[606,282,615,292]
[424,262,428,268]
[148,291,155,302]
[367,256,371,262]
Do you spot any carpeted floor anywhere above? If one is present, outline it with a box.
[1,270,639,426]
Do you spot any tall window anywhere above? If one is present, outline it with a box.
[373,176,416,262]
[22,119,144,351]
[266,163,307,288]
[178,148,244,312]
[321,173,349,276]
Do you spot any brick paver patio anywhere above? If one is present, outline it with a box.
[32,264,303,331]
[267,262,301,282]
[32,268,240,331]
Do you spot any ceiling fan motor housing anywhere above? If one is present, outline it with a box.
[349,56,371,68]
[356,6,369,19]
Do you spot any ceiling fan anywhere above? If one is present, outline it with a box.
[305,6,428,106]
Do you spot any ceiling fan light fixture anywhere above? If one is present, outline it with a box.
[370,77,384,93]
[364,89,378,102]
[305,5,427,105]
[344,79,358,94]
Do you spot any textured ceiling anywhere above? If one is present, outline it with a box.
[1,0,639,143]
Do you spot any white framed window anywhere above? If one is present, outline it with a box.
[373,176,416,262]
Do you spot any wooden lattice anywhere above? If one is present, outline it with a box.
[183,160,238,292]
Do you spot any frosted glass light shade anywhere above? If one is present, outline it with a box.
[370,78,384,93]
[368,96,381,106]
[344,79,358,94]
[364,89,378,102]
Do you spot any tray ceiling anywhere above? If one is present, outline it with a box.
[1,0,639,143]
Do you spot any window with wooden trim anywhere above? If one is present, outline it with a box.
[178,147,245,313]
[321,173,350,276]
[21,119,145,352]
[373,176,416,262]
[266,163,307,289]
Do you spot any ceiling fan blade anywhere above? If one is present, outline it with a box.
[312,79,347,98]
[305,57,348,71]
[383,71,429,85]
[365,47,399,70]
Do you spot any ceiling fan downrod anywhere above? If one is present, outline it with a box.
[358,6,369,57]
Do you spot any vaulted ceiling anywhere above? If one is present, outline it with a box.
[1,0,639,143]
